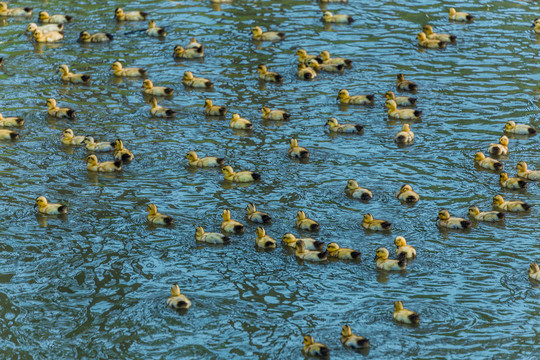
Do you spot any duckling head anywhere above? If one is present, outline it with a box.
[326,117,339,128]
[516,161,527,172]
[114,8,124,17]
[251,26,263,37]
[79,31,91,41]
[346,179,359,190]
[186,151,198,161]
[195,226,204,238]
[320,50,331,61]
[170,283,181,297]
[499,172,509,182]
[468,206,480,217]
[422,24,434,35]
[38,11,50,21]
[204,99,213,108]
[46,98,57,109]
[261,106,271,116]
[449,8,456,16]
[341,325,353,337]
[327,242,340,252]
[27,23,38,33]
[499,136,509,146]
[363,213,374,223]
[303,335,315,346]
[474,152,486,161]
[173,45,185,57]
[290,138,299,148]
[222,209,231,221]
[0,2,6,11]
[438,209,450,220]
[417,32,428,41]
[394,300,404,311]
[399,184,413,193]
[385,99,398,110]
[83,136,95,145]
[114,139,124,150]
[147,203,158,215]
[375,247,389,260]
[394,236,407,247]
[257,64,267,74]
[307,59,320,69]
[384,91,396,100]
[58,64,69,75]
[322,11,333,21]
[33,30,44,40]
[282,233,296,245]
[530,263,540,275]
[504,121,516,131]
[221,165,234,176]
[149,97,158,108]
[337,89,350,100]
[297,210,306,221]
[245,202,256,213]
[86,154,98,165]
[231,113,241,121]
[296,49,307,57]
[492,195,504,207]
[401,123,411,132]
[148,20,156,29]
[397,73,405,81]
[142,79,153,90]
[35,196,48,207]
[62,128,74,139]
[183,71,194,81]
[111,61,123,71]
[255,226,266,238]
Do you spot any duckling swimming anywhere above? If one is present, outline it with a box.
[437,209,471,229]
[375,247,406,270]
[422,24,456,43]
[308,59,344,73]
[337,89,374,105]
[142,79,173,96]
[84,136,114,152]
[321,11,354,24]
[516,161,540,180]
[302,335,330,357]
[113,139,134,162]
[147,203,173,225]
[296,49,322,65]
[488,136,509,156]
[33,29,64,43]
[111,61,146,77]
[221,165,260,182]
[146,20,166,37]
[61,129,85,145]
[38,11,72,24]
[474,152,502,171]
[195,226,230,244]
[394,236,416,260]
[362,213,391,231]
[319,50,352,67]
[0,113,24,127]
[395,184,419,203]
[396,74,417,91]
[295,241,328,262]
[0,2,32,17]
[326,242,361,260]
[58,64,90,84]
[499,172,527,189]
[166,284,191,310]
[345,180,372,200]
[27,23,62,34]
[340,325,369,350]
[282,233,324,251]
[296,211,319,231]
[468,206,504,222]
[186,151,224,168]
[149,97,175,118]
[532,18,540,34]
[204,99,227,116]
[297,63,317,80]
[78,31,113,43]
[261,106,290,121]
[47,98,75,118]
[449,8,473,22]
[386,100,422,120]
[393,301,419,324]
[384,91,416,107]
[86,154,122,172]
[288,139,309,159]
[251,26,284,41]
[229,113,252,130]
[417,32,446,49]
[114,8,148,21]
[492,195,531,212]
[182,71,213,88]
[257,64,283,82]
[173,45,204,59]
[221,209,244,234]
[34,196,67,214]
[255,227,276,249]
[394,123,414,143]
[245,203,271,224]
[504,121,537,135]
[325,117,363,133]
[186,38,201,49]
[529,263,540,281]
[0,129,18,140]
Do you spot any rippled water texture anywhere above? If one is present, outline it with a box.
[1,0,539,358]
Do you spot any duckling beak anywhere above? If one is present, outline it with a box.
[373,255,378,260]
[324,123,328,126]
[33,203,37,208]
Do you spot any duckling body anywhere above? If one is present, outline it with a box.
[146,20,166,37]
[296,49,322,65]
[115,8,148,21]
[394,236,416,260]
[437,209,471,229]
[532,19,540,34]
[384,91,416,106]
[142,79,173,96]
[295,241,328,262]
[422,25,456,42]
[499,172,527,189]
[0,114,24,127]
[302,335,330,357]
[492,195,531,212]
[393,301,419,324]
[488,136,509,156]
[449,8,473,22]
[345,180,372,200]
[296,211,319,231]
[326,117,363,133]
[86,154,122,172]
[111,61,146,77]
[309,59,344,73]
[166,284,191,310]
[173,45,204,59]
[251,26,284,41]
[186,151,224,168]
[255,227,276,249]
[395,184,419,203]
[78,31,113,43]
[61,129,85,145]
[504,121,537,135]
[195,226,230,244]
[58,64,90,84]
[320,50,352,66]
[337,89,374,105]
[33,29,64,43]
[386,100,421,120]
[147,203,173,225]
[0,129,18,140]
[84,136,114,152]
[27,23,62,34]
[182,71,213,88]
[362,213,391,231]
[468,206,504,222]
[516,161,540,180]
[221,166,260,182]
[0,3,32,17]
[113,139,134,162]
[229,113,252,130]
[38,11,72,24]
[396,74,417,91]
[34,196,67,214]
[246,203,271,224]
[204,99,227,116]
[262,106,290,121]
[417,32,446,49]
[288,139,309,159]
[326,242,361,260]
[375,247,406,271]
[221,209,245,234]
[47,98,75,118]
[297,63,317,80]
[321,11,354,24]
[282,233,324,251]
[149,97,175,118]
[257,65,283,82]
[340,325,369,350]
[394,123,414,143]
[474,152,502,171]
[529,263,540,281]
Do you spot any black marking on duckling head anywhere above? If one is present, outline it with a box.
[360,193,372,201]
[413,110,422,117]
[381,221,391,229]
[9,132,19,140]
[313,241,325,251]
[251,172,261,181]
[351,251,361,259]
[408,313,420,324]
[310,223,320,231]
[164,87,174,95]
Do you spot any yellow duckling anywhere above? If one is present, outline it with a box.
[499,172,527,189]
[345,180,373,200]
[337,89,374,105]
[296,49,322,65]
[394,236,416,260]
[516,161,540,180]
[47,98,75,118]
[362,213,391,231]
[504,121,537,135]
[84,136,114,152]
[111,61,146,77]
[114,8,148,21]
[295,241,328,262]
[245,203,271,224]
[255,227,276,249]
[468,206,504,222]
[261,106,290,121]
[488,135,509,156]
[422,24,456,43]
[182,71,213,88]
[38,11,72,24]
[147,203,173,225]
[393,301,419,324]
[282,233,324,251]
[221,165,260,182]
[195,226,231,244]
[0,129,17,140]
[395,184,419,203]
[449,8,473,22]
[394,123,414,143]
[186,151,224,168]
[288,139,309,159]
[146,20,166,37]
[229,113,253,130]
[61,129,85,145]
[340,325,369,350]
[437,209,471,229]
[302,335,330,357]
[417,32,446,49]
[78,31,113,43]
[204,99,227,116]
[319,50,352,67]
[113,139,134,162]
[149,97,175,118]
[529,263,540,281]
[0,2,32,17]
[58,64,90,84]
[296,211,319,231]
[321,11,354,24]
[173,45,204,59]
[396,74,417,91]
[221,209,245,234]
[142,79,173,96]
[33,29,64,43]
[186,38,202,49]
[375,247,406,271]
[308,58,344,73]
[257,64,283,82]
[86,154,122,172]
[325,117,364,134]
[326,242,361,260]
[166,284,191,310]
[384,91,416,107]
[297,63,317,80]
[474,152,502,171]
[34,196,67,214]
[0,113,24,127]
[251,26,284,41]
[386,99,422,120]
[492,195,531,212]
[26,23,63,34]
[532,18,540,34]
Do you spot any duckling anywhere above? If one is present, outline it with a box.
[504,121,537,135]
[516,161,540,180]
[468,206,505,222]
[325,117,363,133]
[113,139,134,162]
[38,11,72,24]
[449,8,473,22]
[146,20,166,37]
[296,211,319,231]
[384,91,416,107]
[61,129,85,145]
[326,242,361,260]
[251,26,284,41]
[532,18,540,34]
[245,203,271,224]
[337,89,374,105]
[319,50,352,67]
[204,99,227,116]
[186,151,224,168]
[297,63,317,80]
[84,136,114,152]
[295,241,328,262]
[308,59,344,73]
[345,180,373,200]
[296,49,322,65]
[0,2,32,17]
[261,106,290,121]
[186,38,202,49]
[34,196,67,215]
[375,247,406,271]
[33,29,64,43]
[499,172,527,189]
[149,97,175,118]
[166,284,191,310]
[282,233,324,251]
[142,79,173,96]
[362,213,391,231]
[529,263,540,281]
[221,166,260,182]
[395,184,419,203]
[173,45,204,59]
[0,113,24,127]
[221,209,244,234]
[422,24,456,43]
[86,154,122,172]
[114,8,148,21]
[47,98,75,118]
[396,74,417,91]
[147,203,173,225]
[394,236,416,260]
[394,123,414,143]
[0,129,17,140]
[340,325,369,350]
[229,113,252,130]
[255,227,276,249]
[437,209,471,229]
[111,61,146,77]
[78,31,113,43]
[393,301,419,324]
[321,11,354,24]
[27,23,62,34]
[182,71,213,88]
[492,195,531,212]
[386,100,422,120]
[195,226,230,244]
[474,152,502,171]
[288,139,309,159]
[488,136,509,156]
[58,64,90,84]
[417,32,446,49]
[257,64,283,82]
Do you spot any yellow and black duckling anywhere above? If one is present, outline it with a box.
[84,136,114,152]
[516,161,540,180]
[499,172,527,189]
[474,152,502,171]
[337,89,374,105]
[114,8,148,21]
[417,32,446,49]
[384,91,416,107]
[297,63,317,80]
[38,11,72,24]
[229,113,253,130]
[362,213,391,231]
[251,26,284,41]
[149,97,175,118]
[326,242,361,260]
[282,233,324,251]
[393,301,419,324]
[58,64,90,84]
[195,226,231,244]
[394,123,414,143]
[422,24,456,43]
[146,20,166,37]
[437,209,471,229]
[396,74,417,91]
[257,65,283,82]
[532,18,540,34]
[375,247,406,270]
[0,113,24,127]
[492,195,531,212]
[0,2,32,17]
[255,227,277,249]
[261,106,290,121]
[288,139,309,159]
[34,196,67,215]
[142,79,174,96]
[86,154,122,172]
[296,49,322,65]
[321,11,354,24]
[245,203,271,224]
[468,206,504,222]
[504,121,537,135]
[61,129,85,145]
[173,45,204,59]
[340,325,369,350]
[0,129,19,140]
[308,59,344,73]
[166,284,191,310]
[488,135,509,156]
[295,240,328,262]
[345,180,373,200]
[113,139,134,162]
[221,165,260,182]
[296,211,319,231]
[319,50,352,67]
[529,263,540,281]
[78,31,113,43]
[221,209,245,234]
[204,99,227,116]
[147,203,173,225]
[111,61,146,77]
[186,151,224,168]
[325,117,364,133]
[302,336,330,357]
[26,23,63,34]
[449,8,473,22]
[182,71,213,88]
[33,29,64,43]
[386,99,422,120]
[395,184,419,203]
[394,236,416,260]
[47,98,75,118]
